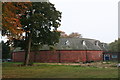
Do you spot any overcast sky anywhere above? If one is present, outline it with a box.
[49,0,118,43]
[0,0,119,43]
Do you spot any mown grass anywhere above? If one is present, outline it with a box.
[2,62,118,78]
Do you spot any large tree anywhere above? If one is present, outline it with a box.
[2,2,62,66]
[19,2,62,65]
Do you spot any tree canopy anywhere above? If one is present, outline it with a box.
[69,32,82,38]
[2,2,62,65]
[2,41,10,59]
[109,38,120,52]
[2,2,31,37]
[20,2,61,47]
[58,30,82,38]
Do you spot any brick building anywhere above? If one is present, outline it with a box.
[12,37,109,63]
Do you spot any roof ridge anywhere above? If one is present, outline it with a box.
[60,37,99,41]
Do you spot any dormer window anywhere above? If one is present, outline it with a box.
[102,43,105,47]
[95,41,99,46]
[65,40,70,46]
[82,40,86,45]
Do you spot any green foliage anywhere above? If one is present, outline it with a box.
[19,2,61,50]
[11,2,61,51]
[49,45,56,51]
[2,41,10,59]
[109,38,120,52]
[5,2,62,65]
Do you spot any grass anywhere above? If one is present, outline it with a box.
[2,62,119,78]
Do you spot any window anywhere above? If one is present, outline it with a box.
[101,43,104,47]
[112,55,117,58]
[95,41,99,46]
[81,40,86,45]
[65,40,70,46]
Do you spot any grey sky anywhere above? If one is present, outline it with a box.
[0,0,119,43]
[49,0,118,43]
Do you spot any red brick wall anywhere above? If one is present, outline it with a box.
[31,51,59,62]
[12,52,25,62]
[87,51,103,61]
[12,50,103,63]
[59,50,87,62]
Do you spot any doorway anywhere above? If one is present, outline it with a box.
[104,54,110,61]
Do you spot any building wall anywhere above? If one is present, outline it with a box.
[12,51,25,62]
[87,51,103,61]
[12,50,103,63]
[103,52,118,61]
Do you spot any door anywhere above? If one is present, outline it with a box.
[104,54,110,61]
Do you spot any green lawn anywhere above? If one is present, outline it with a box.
[2,62,118,78]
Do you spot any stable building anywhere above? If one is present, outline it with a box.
[12,37,109,63]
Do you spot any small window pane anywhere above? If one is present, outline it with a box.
[112,55,117,58]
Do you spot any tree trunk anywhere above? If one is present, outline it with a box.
[24,32,32,66]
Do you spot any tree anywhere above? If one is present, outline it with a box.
[2,2,31,37]
[0,2,1,30]
[109,38,120,52]
[58,31,82,38]
[2,2,31,60]
[2,2,61,65]
[19,2,62,66]
[57,30,68,38]
[68,32,82,38]
[2,41,10,59]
